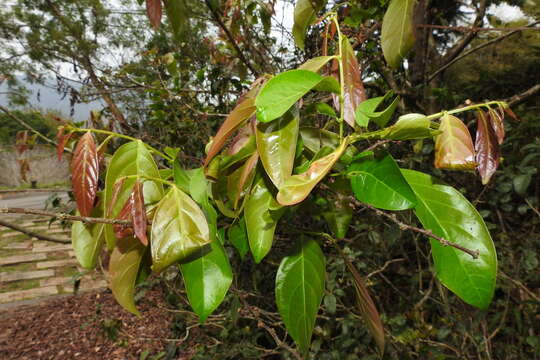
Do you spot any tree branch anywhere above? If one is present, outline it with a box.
[428,20,540,83]
[439,0,487,68]
[0,207,132,226]
[359,202,480,259]
[204,0,259,77]
[0,105,58,147]
[0,219,69,244]
[505,83,540,107]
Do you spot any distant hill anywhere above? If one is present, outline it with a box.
[0,77,102,121]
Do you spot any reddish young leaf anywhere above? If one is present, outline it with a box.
[71,132,99,217]
[233,152,259,208]
[204,97,256,167]
[146,0,162,29]
[56,127,73,161]
[343,256,385,356]
[488,108,505,145]
[475,110,500,185]
[113,195,134,239]
[107,178,126,217]
[15,131,29,155]
[342,36,366,128]
[502,105,519,122]
[18,159,30,182]
[131,181,148,246]
[434,113,476,170]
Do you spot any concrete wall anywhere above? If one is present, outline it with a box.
[0,145,71,188]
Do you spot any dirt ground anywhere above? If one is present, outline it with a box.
[0,286,197,360]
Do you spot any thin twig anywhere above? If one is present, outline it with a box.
[428,20,540,82]
[257,321,303,360]
[0,188,70,194]
[204,0,259,77]
[0,105,59,147]
[0,219,69,244]
[359,202,480,259]
[366,258,405,279]
[417,24,540,32]
[0,207,132,226]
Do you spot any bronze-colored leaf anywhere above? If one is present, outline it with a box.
[132,181,148,246]
[56,126,72,161]
[434,113,476,170]
[488,108,505,145]
[342,36,366,128]
[146,0,162,29]
[234,152,259,208]
[71,132,99,217]
[475,110,500,185]
[343,256,385,356]
[204,97,256,167]
[113,195,134,240]
[15,130,29,155]
[107,178,126,217]
[18,159,30,182]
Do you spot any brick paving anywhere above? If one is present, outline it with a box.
[0,218,107,304]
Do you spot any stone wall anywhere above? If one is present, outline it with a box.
[0,145,71,188]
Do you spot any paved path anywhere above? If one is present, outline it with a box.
[0,192,106,306]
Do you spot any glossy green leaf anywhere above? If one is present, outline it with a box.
[276,237,325,354]
[322,192,353,239]
[228,218,249,260]
[313,76,341,94]
[382,113,438,140]
[292,0,325,50]
[173,159,191,193]
[355,92,399,128]
[381,0,416,68]
[71,219,104,269]
[180,239,233,323]
[163,0,188,38]
[315,103,337,118]
[189,167,219,243]
[104,141,163,250]
[109,236,146,316]
[151,186,211,273]
[298,56,335,73]
[402,169,497,309]
[256,107,299,188]
[349,152,416,210]
[255,70,323,123]
[277,139,349,206]
[434,113,476,170]
[245,177,284,263]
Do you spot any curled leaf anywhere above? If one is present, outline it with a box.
[434,113,476,170]
[343,256,385,355]
[475,110,500,185]
[277,139,349,206]
[204,97,256,167]
[132,181,148,246]
[71,132,99,217]
[56,126,72,161]
[488,108,505,145]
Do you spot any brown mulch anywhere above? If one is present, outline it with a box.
[0,286,194,360]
